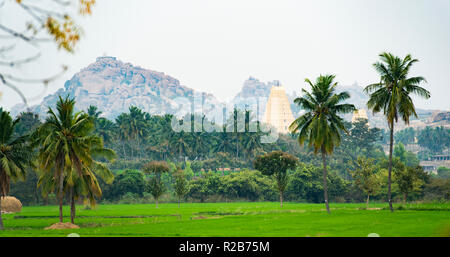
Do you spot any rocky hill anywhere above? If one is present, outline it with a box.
[11,57,222,119]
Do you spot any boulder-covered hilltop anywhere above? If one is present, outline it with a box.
[11,56,221,119]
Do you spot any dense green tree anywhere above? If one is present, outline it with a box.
[102,170,146,201]
[394,127,416,146]
[417,126,449,154]
[12,112,41,137]
[142,161,170,207]
[173,169,189,207]
[350,157,382,208]
[254,151,298,207]
[188,178,209,202]
[290,75,355,213]
[394,165,428,202]
[423,177,449,201]
[364,52,430,212]
[394,143,419,167]
[286,163,324,203]
[437,167,450,179]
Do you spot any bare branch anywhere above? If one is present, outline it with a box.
[0,52,41,67]
[0,44,15,54]
[0,24,34,42]
[1,65,67,84]
[0,74,28,105]
[18,3,46,25]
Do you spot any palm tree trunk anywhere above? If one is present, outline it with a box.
[321,149,331,214]
[58,169,64,223]
[366,194,370,209]
[403,193,408,203]
[70,188,75,224]
[279,193,283,208]
[178,197,181,208]
[0,196,4,230]
[122,143,126,159]
[388,123,394,212]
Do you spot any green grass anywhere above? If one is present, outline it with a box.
[0,202,449,237]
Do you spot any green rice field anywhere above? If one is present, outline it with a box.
[0,202,449,237]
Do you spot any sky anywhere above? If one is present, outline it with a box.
[1,0,449,110]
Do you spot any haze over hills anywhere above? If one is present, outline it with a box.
[10,56,446,130]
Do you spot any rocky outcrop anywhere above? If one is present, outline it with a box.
[11,57,222,119]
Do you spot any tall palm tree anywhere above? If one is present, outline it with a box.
[364,52,430,212]
[128,106,147,159]
[289,75,355,213]
[115,113,131,159]
[33,96,100,223]
[0,108,33,230]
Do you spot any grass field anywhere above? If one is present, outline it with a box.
[0,202,449,237]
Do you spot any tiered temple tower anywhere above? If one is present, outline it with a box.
[263,84,295,134]
[351,109,368,123]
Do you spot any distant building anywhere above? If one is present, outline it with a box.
[420,155,450,174]
[263,84,295,134]
[352,109,368,123]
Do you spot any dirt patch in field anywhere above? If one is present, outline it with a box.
[44,222,80,230]
[191,215,223,220]
[195,211,243,216]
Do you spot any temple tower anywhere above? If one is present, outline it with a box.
[263,84,295,134]
[351,109,368,123]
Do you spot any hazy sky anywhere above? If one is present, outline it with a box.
[1,0,449,110]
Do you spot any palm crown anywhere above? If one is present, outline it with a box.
[289,74,356,154]
[364,52,430,127]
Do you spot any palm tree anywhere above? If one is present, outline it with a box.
[128,106,147,159]
[189,132,209,160]
[33,96,101,223]
[213,126,234,154]
[0,108,33,230]
[289,75,355,213]
[170,131,190,162]
[364,52,430,212]
[87,105,102,120]
[96,117,116,146]
[115,113,131,159]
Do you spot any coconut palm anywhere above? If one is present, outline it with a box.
[33,96,111,223]
[213,126,234,154]
[115,113,131,159]
[170,131,190,162]
[96,117,116,146]
[289,75,355,213]
[364,52,430,212]
[87,105,102,120]
[0,108,33,230]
